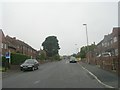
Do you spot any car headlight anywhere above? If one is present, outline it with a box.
[20,65,23,67]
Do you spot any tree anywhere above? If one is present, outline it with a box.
[79,47,86,58]
[37,50,46,60]
[80,44,96,59]
[42,36,60,57]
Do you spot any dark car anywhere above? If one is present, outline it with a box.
[20,59,39,71]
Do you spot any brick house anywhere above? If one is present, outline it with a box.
[0,29,3,57]
[1,30,16,56]
[94,27,119,72]
[85,27,119,73]
[1,30,38,59]
[95,27,119,56]
[118,28,120,75]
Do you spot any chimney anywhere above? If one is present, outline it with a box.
[13,37,16,40]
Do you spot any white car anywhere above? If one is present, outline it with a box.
[69,57,77,63]
[97,52,111,57]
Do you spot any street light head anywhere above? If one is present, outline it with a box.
[83,24,87,26]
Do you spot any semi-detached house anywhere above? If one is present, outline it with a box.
[1,29,37,59]
[95,27,119,56]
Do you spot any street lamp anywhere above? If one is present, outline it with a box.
[75,44,78,54]
[83,24,89,64]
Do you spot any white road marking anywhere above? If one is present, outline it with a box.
[34,80,40,84]
[80,65,115,88]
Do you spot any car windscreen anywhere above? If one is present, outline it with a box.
[24,60,34,64]
[70,57,76,60]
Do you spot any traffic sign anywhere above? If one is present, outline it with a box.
[5,52,10,59]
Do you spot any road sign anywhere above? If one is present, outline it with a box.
[5,52,10,59]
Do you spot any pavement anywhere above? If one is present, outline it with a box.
[79,61,119,88]
[2,60,52,78]
[2,59,119,88]
[2,65,22,78]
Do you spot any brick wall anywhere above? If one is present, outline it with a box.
[95,56,118,72]
[118,27,120,75]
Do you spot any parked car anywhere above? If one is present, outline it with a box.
[20,59,39,71]
[97,52,111,57]
[69,56,77,63]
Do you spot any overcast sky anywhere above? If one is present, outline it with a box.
[0,0,119,55]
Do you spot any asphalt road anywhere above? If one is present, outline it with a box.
[2,59,106,88]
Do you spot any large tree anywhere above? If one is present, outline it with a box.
[42,36,60,57]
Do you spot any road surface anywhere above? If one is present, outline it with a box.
[2,59,106,88]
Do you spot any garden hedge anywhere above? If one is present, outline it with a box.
[2,53,30,65]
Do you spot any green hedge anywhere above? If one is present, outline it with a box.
[53,54,60,61]
[2,56,6,67]
[11,53,30,65]
[2,53,30,65]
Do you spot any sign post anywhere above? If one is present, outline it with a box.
[5,51,11,69]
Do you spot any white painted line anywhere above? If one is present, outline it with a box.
[34,80,40,84]
[80,65,115,88]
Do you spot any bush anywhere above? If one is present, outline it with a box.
[52,54,60,61]
[11,53,30,65]
[2,56,6,67]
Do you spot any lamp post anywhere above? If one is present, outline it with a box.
[75,44,78,54]
[83,24,89,64]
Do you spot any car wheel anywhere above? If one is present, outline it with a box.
[32,67,35,71]
[20,68,22,71]
[37,66,39,70]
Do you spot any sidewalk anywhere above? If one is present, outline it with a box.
[2,65,21,78]
[79,62,119,88]
[2,61,53,78]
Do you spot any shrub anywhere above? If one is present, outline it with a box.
[52,54,60,61]
[10,53,30,65]
[2,56,6,67]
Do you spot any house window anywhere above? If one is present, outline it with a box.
[108,42,109,46]
[102,43,104,47]
[4,44,7,49]
[28,48,29,51]
[111,40,113,44]
[115,49,118,56]
[104,42,107,47]
[1,43,3,48]
[113,37,117,43]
